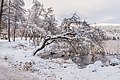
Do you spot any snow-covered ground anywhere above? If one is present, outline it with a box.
[1,38,120,80]
[0,60,43,80]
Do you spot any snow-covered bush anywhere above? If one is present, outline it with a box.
[86,61,103,72]
[94,61,104,67]
[86,61,103,68]
[109,58,120,66]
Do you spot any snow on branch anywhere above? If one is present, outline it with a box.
[33,35,73,56]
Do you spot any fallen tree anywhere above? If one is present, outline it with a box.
[33,13,106,64]
[33,36,73,56]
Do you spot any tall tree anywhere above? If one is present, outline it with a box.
[0,0,4,34]
[29,0,57,34]
[11,0,26,41]
[0,0,26,41]
[8,0,11,42]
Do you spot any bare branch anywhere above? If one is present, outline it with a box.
[33,36,72,56]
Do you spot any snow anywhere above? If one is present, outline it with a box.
[0,60,44,80]
[109,58,120,66]
[1,38,120,80]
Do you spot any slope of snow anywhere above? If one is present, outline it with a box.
[0,60,44,80]
[1,38,120,80]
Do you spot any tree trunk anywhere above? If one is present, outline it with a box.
[13,15,17,42]
[8,0,11,42]
[13,24,16,42]
[21,29,25,40]
[0,0,4,35]
[33,36,73,56]
[25,29,28,40]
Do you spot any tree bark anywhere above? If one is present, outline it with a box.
[13,23,16,42]
[0,0,4,34]
[8,0,11,42]
[13,15,17,42]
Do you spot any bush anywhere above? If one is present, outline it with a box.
[109,58,119,66]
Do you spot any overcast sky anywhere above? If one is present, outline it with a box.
[24,0,120,24]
